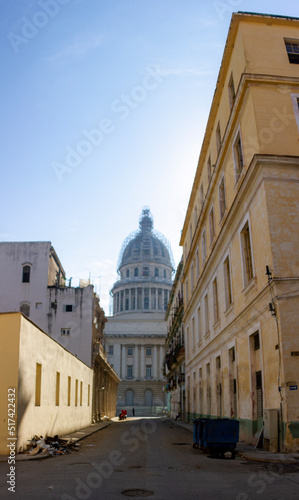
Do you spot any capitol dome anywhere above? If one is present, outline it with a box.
[111,208,174,316]
[119,208,172,269]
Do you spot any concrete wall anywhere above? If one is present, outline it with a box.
[47,285,94,366]
[0,313,93,455]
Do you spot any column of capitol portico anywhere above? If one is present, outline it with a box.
[159,345,164,380]
[134,345,139,378]
[153,345,158,379]
[140,345,145,379]
[121,345,126,379]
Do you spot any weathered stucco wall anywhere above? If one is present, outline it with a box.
[0,313,93,455]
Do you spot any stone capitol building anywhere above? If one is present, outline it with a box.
[104,208,174,415]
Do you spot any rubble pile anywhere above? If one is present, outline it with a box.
[24,435,80,456]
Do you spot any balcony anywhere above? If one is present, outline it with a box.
[165,343,185,370]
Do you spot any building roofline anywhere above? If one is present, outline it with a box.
[0,312,93,370]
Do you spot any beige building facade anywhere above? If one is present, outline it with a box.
[180,13,299,452]
[0,312,93,455]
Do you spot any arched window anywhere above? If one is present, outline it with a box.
[143,267,149,277]
[22,265,31,283]
[145,389,153,406]
[134,268,138,277]
[126,269,130,278]
[20,303,30,318]
[155,268,159,278]
[163,270,167,279]
[126,389,134,406]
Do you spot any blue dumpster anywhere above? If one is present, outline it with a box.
[192,418,210,449]
[201,418,239,458]
[192,419,201,448]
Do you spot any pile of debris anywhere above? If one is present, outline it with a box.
[23,435,80,457]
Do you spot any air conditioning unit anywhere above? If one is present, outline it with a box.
[263,409,279,452]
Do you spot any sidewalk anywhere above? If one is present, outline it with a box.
[169,418,299,464]
[0,421,111,462]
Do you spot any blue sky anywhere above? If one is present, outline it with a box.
[1,0,298,314]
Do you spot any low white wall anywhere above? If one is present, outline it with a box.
[16,315,93,453]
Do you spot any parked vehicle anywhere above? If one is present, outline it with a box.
[119,410,127,420]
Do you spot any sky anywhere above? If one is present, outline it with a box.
[1,0,298,315]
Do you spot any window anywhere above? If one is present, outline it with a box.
[185,279,189,303]
[56,372,60,406]
[219,176,226,220]
[20,303,30,318]
[233,131,244,181]
[35,363,42,406]
[204,294,209,335]
[109,345,114,355]
[253,332,260,351]
[80,381,83,406]
[207,155,212,182]
[35,302,42,309]
[163,270,167,279]
[285,38,299,64]
[241,221,254,285]
[125,289,129,310]
[64,304,74,312]
[195,248,200,278]
[61,328,70,336]
[146,347,152,356]
[75,379,78,406]
[127,347,133,356]
[127,365,133,379]
[144,288,149,309]
[212,277,219,323]
[146,365,152,379]
[143,267,149,277]
[197,306,201,343]
[228,72,235,108]
[68,376,71,406]
[134,268,139,277]
[202,229,207,264]
[155,268,159,278]
[194,205,198,226]
[88,384,90,406]
[209,207,215,244]
[130,288,135,310]
[216,122,221,155]
[192,316,195,349]
[126,269,130,278]
[22,264,31,283]
[191,262,194,290]
[200,184,204,207]
[223,256,233,309]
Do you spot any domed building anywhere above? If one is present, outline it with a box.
[104,208,174,415]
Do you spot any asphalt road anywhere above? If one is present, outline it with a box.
[0,417,298,500]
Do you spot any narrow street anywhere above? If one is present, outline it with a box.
[0,418,298,500]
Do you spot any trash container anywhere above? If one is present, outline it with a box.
[193,418,201,448]
[201,418,239,458]
[192,418,210,448]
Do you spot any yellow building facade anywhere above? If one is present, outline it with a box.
[0,313,94,455]
[180,13,299,452]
